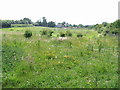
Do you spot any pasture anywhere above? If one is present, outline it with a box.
[1,27,118,88]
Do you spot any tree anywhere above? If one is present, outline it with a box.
[23,18,32,24]
[102,22,108,27]
[65,23,69,27]
[78,24,83,28]
[36,20,42,26]
[15,20,19,24]
[69,24,72,27]
[73,24,78,27]
[113,20,120,28]
[62,21,66,27]
[1,20,14,28]
[42,17,47,27]
[48,21,56,27]
[33,22,39,26]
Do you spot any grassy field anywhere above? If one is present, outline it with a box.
[1,27,118,88]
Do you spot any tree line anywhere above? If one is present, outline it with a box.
[0,17,85,28]
[1,18,32,28]
[0,17,120,34]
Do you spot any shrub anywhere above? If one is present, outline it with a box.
[112,31,118,35]
[24,31,32,38]
[48,31,54,37]
[60,32,66,37]
[105,30,109,34]
[114,32,118,35]
[98,31,102,33]
[77,33,83,37]
[112,32,115,35]
[10,29,14,31]
[66,31,72,37]
[41,30,47,35]
[103,33,107,36]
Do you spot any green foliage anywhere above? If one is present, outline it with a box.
[42,17,48,27]
[60,32,66,37]
[66,31,72,37]
[102,22,108,27]
[2,45,23,72]
[1,17,89,28]
[93,20,120,36]
[36,20,42,26]
[2,27,118,88]
[1,20,13,28]
[47,31,54,37]
[77,33,83,37]
[48,21,56,27]
[1,18,33,28]
[41,30,48,35]
[22,18,32,24]
[35,17,56,27]
[24,31,32,38]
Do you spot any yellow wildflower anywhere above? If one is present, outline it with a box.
[64,55,70,58]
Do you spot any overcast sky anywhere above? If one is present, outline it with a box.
[0,0,119,25]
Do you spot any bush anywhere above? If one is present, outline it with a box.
[66,31,72,37]
[24,31,32,38]
[77,33,83,37]
[112,31,118,35]
[48,31,54,37]
[41,30,47,35]
[103,33,107,36]
[114,32,118,35]
[97,30,103,33]
[60,32,66,37]
[105,30,109,34]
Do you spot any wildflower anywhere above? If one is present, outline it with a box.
[64,55,70,58]
[55,56,57,58]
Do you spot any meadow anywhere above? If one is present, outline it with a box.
[1,26,118,88]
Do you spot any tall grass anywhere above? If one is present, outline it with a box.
[2,27,118,88]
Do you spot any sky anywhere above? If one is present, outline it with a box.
[0,0,119,25]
